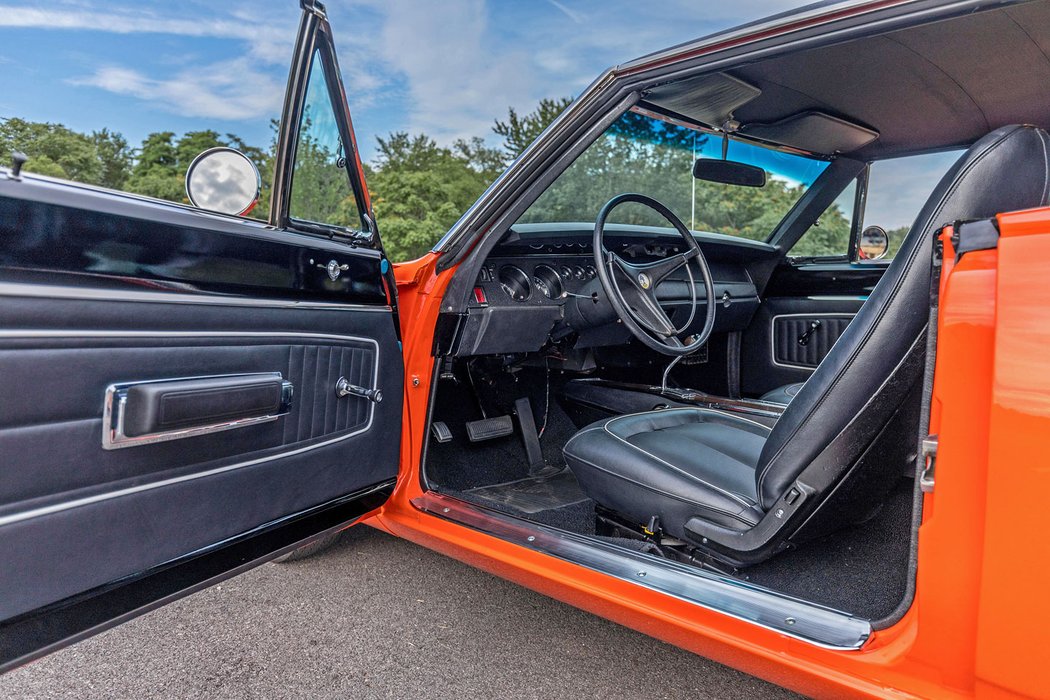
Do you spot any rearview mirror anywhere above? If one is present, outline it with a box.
[693,158,766,188]
[185,147,261,216]
[858,225,890,260]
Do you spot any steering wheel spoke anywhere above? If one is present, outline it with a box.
[611,267,678,337]
[639,248,699,288]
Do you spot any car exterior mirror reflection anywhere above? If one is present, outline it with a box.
[185,147,261,217]
[858,225,890,260]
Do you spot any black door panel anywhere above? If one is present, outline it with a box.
[764,261,886,298]
[0,296,402,623]
[771,314,856,368]
[0,183,387,305]
[741,260,888,397]
[742,297,864,396]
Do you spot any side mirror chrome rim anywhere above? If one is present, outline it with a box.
[185,147,262,217]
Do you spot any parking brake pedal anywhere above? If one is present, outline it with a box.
[514,397,546,474]
[466,415,514,443]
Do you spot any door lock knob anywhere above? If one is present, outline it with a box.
[336,377,382,403]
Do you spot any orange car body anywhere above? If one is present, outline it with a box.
[374,204,1050,699]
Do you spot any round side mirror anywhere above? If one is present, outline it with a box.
[185,147,261,216]
[858,225,890,260]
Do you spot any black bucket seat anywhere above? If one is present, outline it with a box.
[564,125,1050,565]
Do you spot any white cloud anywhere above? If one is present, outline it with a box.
[1,0,818,147]
[0,2,299,121]
[0,4,296,63]
[320,0,810,150]
[544,0,585,25]
[72,57,285,121]
[349,0,536,143]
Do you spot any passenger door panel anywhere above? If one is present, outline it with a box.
[742,261,885,396]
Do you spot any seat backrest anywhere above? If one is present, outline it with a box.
[754,124,1050,511]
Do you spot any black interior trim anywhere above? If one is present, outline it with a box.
[0,179,386,306]
[0,480,393,674]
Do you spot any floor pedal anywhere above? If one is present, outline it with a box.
[430,421,453,443]
[514,396,546,474]
[466,415,514,442]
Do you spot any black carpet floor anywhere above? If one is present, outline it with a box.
[425,368,916,622]
[742,482,914,620]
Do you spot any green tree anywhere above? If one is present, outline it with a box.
[493,97,573,160]
[126,131,181,200]
[367,132,497,261]
[0,117,105,182]
[174,130,226,173]
[90,128,133,190]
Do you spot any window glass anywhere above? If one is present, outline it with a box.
[788,179,857,258]
[288,50,362,230]
[788,150,963,261]
[518,109,830,242]
[859,150,962,260]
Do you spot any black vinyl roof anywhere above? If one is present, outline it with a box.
[654,1,1050,159]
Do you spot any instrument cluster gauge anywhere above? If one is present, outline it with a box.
[532,264,564,300]
[498,265,532,302]
[573,265,586,280]
[584,265,597,280]
[559,265,573,280]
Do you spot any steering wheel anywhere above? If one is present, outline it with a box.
[593,193,716,356]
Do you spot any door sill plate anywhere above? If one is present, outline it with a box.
[413,491,871,650]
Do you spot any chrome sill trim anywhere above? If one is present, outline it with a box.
[102,373,294,450]
[415,491,872,651]
[0,281,392,312]
[0,331,380,529]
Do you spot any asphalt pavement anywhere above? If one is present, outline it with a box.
[0,525,800,699]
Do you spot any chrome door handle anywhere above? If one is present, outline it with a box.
[102,373,293,450]
[335,376,382,403]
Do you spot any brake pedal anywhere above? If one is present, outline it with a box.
[465,415,514,442]
[430,421,453,443]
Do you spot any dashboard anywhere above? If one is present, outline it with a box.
[451,224,775,357]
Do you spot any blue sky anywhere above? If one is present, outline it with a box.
[0,0,958,229]
[0,0,805,160]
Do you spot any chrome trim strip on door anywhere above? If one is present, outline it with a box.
[415,491,872,650]
[102,373,294,450]
[769,312,857,370]
[0,282,392,312]
[0,331,380,529]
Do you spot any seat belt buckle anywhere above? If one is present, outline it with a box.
[920,435,938,493]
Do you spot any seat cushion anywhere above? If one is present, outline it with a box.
[759,382,805,405]
[563,408,769,535]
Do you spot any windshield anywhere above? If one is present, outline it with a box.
[518,108,830,241]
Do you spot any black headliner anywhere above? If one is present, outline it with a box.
[655,1,1050,159]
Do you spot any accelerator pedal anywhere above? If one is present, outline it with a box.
[466,415,514,443]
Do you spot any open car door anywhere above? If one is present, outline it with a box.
[0,1,402,671]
